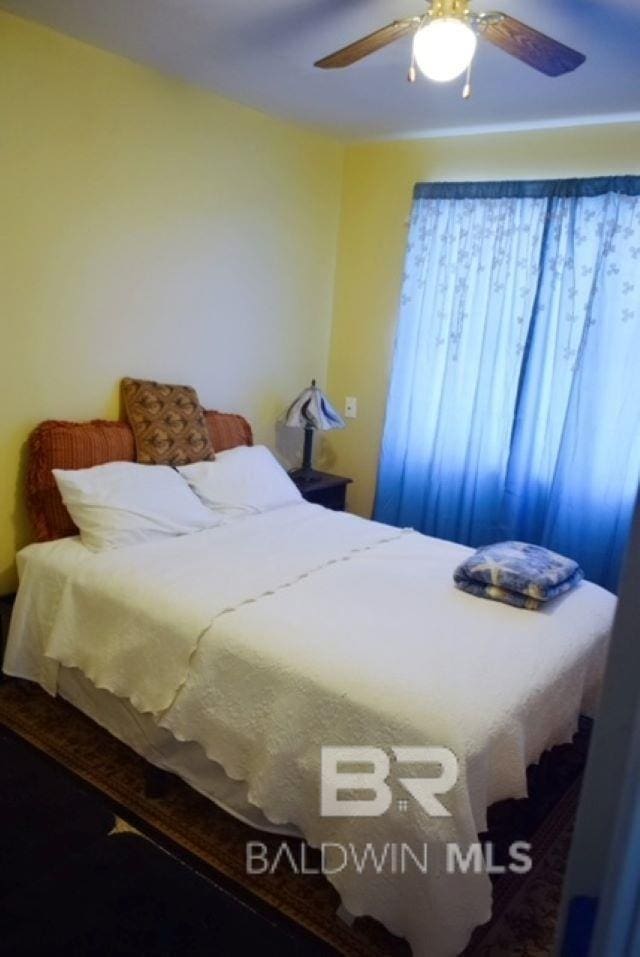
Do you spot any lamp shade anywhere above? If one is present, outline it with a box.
[413,18,477,83]
[284,380,345,431]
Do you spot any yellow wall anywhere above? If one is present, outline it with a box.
[326,125,640,519]
[0,12,343,592]
[3,9,640,594]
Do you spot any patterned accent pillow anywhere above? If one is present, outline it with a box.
[121,378,215,466]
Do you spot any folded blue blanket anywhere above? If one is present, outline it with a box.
[454,541,584,610]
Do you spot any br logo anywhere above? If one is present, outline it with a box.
[321,747,459,818]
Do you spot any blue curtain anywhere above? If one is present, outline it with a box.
[375,177,640,591]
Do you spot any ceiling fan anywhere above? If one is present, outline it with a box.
[314,0,585,97]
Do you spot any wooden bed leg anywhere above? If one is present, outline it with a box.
[144,765,172,799]
[337,904,355,927]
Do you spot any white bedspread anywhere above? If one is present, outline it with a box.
[5,503,616,956]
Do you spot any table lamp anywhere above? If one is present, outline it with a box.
[284,379,345,478]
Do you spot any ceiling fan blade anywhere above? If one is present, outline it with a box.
[314,18,421,69]
[480,14,586,77]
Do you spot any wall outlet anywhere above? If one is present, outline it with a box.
[344,396,357,419]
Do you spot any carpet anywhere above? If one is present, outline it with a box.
[0,728,332,956]
[0,679,585,956]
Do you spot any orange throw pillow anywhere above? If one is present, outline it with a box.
[122,378,215,466]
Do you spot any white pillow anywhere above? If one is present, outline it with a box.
[178,445,302,517]
[53,461,222,551]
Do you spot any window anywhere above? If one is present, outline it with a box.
[375,177,640,590]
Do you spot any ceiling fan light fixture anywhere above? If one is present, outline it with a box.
[413,17,477,83]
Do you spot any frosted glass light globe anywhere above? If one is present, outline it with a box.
[413,18,478,82]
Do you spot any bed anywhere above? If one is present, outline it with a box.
[3,415,616,957]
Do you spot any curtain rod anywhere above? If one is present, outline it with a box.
[413,175,640,200]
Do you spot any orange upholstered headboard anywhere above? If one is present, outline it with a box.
[26,411,253,543]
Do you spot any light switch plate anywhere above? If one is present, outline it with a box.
[345,396,357,419]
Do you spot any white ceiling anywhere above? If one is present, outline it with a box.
[3,0,640,139]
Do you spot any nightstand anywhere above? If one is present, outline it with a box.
[290,469,352,512]
[0,594,15,682]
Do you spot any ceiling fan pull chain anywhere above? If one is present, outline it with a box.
[462,59,472,99]
[408,39,417,83]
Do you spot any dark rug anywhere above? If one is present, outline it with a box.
[0,679,588,956]
[0,726,335,957]
[0,829,333,956]
[0,731,114,898]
